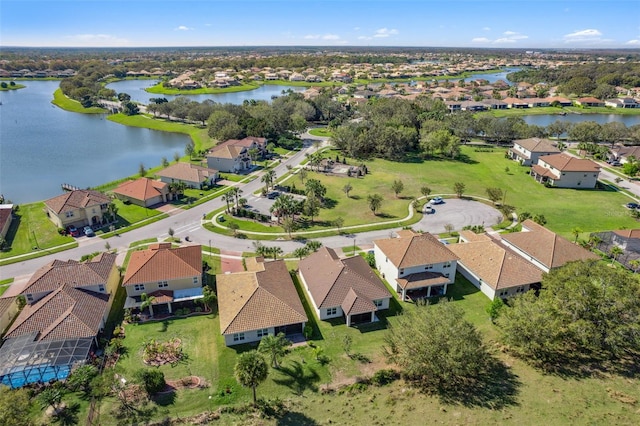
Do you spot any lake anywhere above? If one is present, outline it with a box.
[0,81,191,204]
[523,114,640,127]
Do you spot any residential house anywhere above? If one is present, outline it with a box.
[501,220,599,273]
[217,258,307,346]
[508,138,561,166]
[44,190,111,229]
[0,204,13,239]
[481,99,508,109]
[112,178,172,207]
[575,97,605,107]
[122,243,203,316]
[605,97,639,108]
[373,230,459,301]
[595,229,640,253]
[298,247,392,326]
[0,252,119,388]
[530,153,600,188]
[503,97,530,108]
[609,144,640,164]
[546,96,573,107]
[448,231,543,300]
[206,136,266,173]
[157,162,219,189]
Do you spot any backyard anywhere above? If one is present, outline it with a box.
[89,269,640,425]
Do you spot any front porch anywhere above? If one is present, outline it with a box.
[124,287,204,319]
[530,164,556,185]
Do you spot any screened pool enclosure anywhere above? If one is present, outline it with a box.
[0,332,93,388]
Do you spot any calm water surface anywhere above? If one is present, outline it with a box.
[0,81,190,204]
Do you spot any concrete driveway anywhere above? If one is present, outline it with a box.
[413,198,503,234]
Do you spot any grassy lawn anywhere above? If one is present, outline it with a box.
[0,83,25,91]
[110,199,162,226]
[0,278,14,296]
[51,88,107,114]
[145,82,260,95]
[129,238,158,248]
[0,202,74,260]
[308,128,334,137]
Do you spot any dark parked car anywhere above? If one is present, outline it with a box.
[626,202,639,209]
[266,191,280,199]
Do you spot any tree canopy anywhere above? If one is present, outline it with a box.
[234,350,269,404]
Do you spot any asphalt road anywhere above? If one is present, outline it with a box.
[0,133,501,280]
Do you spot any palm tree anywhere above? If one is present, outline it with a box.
[629,259,640,273]
[221,194,231,213]
[230,187,243,210]
[367,194,383,215]
[261,169,276,192]
[342,183,353,198]
[571,227,583,243]
[234,351,268,405]
[293,247,309,260]
[298,168,308,184]
[258,333,292,368]
[281,217,297,238]
[609,246,624,265]
[140,293,156,318]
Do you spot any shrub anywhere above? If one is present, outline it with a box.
[303,324,313,339]
[371,369,399,386]
[134,368,166,395]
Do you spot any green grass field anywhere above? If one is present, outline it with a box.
[226,146,637,239]
[308,128,334,137]
[145,82,260,95]
[0,83,25,91]
[51,88,107,114]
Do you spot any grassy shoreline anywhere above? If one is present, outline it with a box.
[145,81,260,95]
[51,88,107,114]
[0,83,25,91]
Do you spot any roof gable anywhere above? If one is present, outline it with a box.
[113,178,167,201]
[538,154,600,172]
[157,163,218,182]
[514,138,560,153]
[44,190,111,214]
[123,245,202,285]
[374,232,458,268]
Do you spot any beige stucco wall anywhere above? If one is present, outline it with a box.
[124,275,201,298]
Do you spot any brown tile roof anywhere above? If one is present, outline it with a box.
[157,162,218,183]
[123,245,202,286]
[458,230,492,243]
[44,190,111,215]
[0,206,11,232]
[374,232,459,269]
[513,138,560,154]
[217,259,307,335]
[4,284,109,341]
[613,229,640,239]
[24,252,117,295]
[501,220,599,269]
[531,163,557,178]
[146,290,174,304]
[112,178,168,202]
[341,288,377,316]
[538,154,600,172]
[449,240,543,290]
[577,97,603,103]
[207,144,246,160]
[395,272,450,290]
[299,247,391,309]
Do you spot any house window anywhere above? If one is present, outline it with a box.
[443,262,452,268]
[158,281,168,288]
[444,273,450,278]
[233,333,245,342]
[399,268,404,276]
[193,276,199,284]
[65,211,74,218]
[424,265,433,270]
[584,174,587,177]
[134,284,145,291]
[100,203,108,209]
[326,307,337,316]
[257,328,269,338]
[373,299,383,308]
[26,294,33,302]
[98,284,106,292]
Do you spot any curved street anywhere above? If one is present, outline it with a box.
[0,132,501,281]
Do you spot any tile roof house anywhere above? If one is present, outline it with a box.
[508,138,561,166]
[298,247,392,326]
[448,231,543,300]
[609,144,640,164]
[605,97,639,108]
[0,204,13,239]
[575,97,605,107]
[530,153,600,188]
[122,243,203,317]
[112,178,172,207]
[206,137,267,173]
[501,220,599,272]
[374,230,459,301]
[22,252,119,304]
[157,162,219,189]
[44,190,111,229]
[217,258,307,346]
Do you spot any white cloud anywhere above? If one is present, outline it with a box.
[504,30,517,35]
[304,34,340,41]
[322,34,340,40]
[304,34,320,39]
[494,38,517,44]
[63,34,129,46]
[175,25,193,31]
[482,27,491,31]
[626,39,640,45]
[353,26,360,31]
[471,37,490,43]
[373,28,398,38]
[563,28,602,41]
[358,35,373,40]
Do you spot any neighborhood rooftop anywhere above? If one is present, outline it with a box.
[123,243,202,286]
[373,231,459,268]
[44,189,111,214]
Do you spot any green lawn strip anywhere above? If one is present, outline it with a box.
[0,83,25,91]
[0,202,75,260]
[145,82,260,95]
[100,213,168,239]
[0,277,14,286]
[308,128,333,137]
[601,180,639,200]
[0,241,79,266]
[129,238,158,248]
[52,88,107,113]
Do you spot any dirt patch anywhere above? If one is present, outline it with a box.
[143,338,184,366]
[321,353,390,392]
[158,376,206,394]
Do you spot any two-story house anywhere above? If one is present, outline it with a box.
[157,162,219,189]
[122,243,203,317]
[206,137,267,173]
[112,177,172,207]
[530,153,600,188]
[374,230,459,301]
[508,138,561,166]
[298,247,392,326]
[44,189,111,229]
[217,258,307,346]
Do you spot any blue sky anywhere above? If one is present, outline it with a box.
[2,0,639,48]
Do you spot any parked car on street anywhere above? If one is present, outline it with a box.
[626,202,639,209]
[83,226,95,237]
[430,196,444,205]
